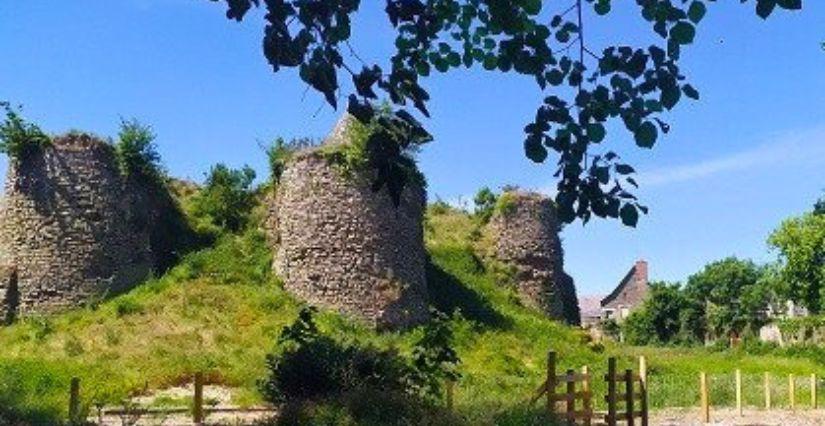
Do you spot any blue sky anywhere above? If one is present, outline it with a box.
[1,1,823,296]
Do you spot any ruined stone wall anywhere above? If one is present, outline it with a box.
[0,134,153,318]
[269,117,429,329]
[487,191,580,324]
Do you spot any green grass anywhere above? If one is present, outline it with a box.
[1,209,823,424]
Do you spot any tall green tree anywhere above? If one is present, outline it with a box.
[769,212,825,313]
[624,282,689,345]
[207,0,802,226]
[683,257,767,339]
[190,164,258,233]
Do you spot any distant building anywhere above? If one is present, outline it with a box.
[600,260,649,322]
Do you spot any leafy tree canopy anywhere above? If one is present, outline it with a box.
[814,194,824,215]
[115,118,163,184]
[769,212,825,313]
[683,257,768,338]
[623,282,689,345]
[472,186,497,223]
[190,163,258,233]
[207,0,801,226]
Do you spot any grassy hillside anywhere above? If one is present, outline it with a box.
[1,208,822,424]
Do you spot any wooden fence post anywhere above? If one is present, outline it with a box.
[764,373,771,410]
[700,372,709,424]
[566,369,576,425]
[625,369,635,426]
[582,365,592,426]
[547,351,557,416]
[789,374,795,410]
[639,356,648,426]
[606,357,617,426]
[445,379,455,410]
[193,372,204,425]
[812,374,817,409]
[735,369,742,417]
[68,377,80,424]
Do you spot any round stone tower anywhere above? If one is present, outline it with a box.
[487,191,580,325]
[269,116,429,329]
[0,133,153,319]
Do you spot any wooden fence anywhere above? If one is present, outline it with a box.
[531,351,648,426]
[698,370,821,423]
[66,374,276,426]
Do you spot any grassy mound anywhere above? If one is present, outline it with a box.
[0,208,822,424]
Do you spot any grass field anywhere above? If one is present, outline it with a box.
[0,207,822,424]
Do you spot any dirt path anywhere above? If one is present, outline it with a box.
[652,408,825,426]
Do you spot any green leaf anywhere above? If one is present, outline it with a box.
[587,123,606,143]
[683,84,700,100]
[522,0,542,15]
[688,2,707,24]
[524,137,548,163]
[670,21,696,45]
[756,0,777,19]
[644,99,663,112]
[620,203,639,227]
[777,0,801,10]
[615,164,635,175]
[634,121,658,148]
[594,0,611,16]
[661,85,681,110]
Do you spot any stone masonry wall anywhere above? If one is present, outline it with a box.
[487,191,580,325]
[269,117,429,329]
[0,133,153,319]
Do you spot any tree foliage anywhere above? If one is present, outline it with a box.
[266,136,319,184]
[207,0,801,226]
[190,163,258,233]
[472,186,497,223]
[623,282,689,345]
[115,118,163,184]
[769,212,825,313]
[683,257,769,339]
[814,195,824,216]
[0,102,51,162]
[623,258,775,346]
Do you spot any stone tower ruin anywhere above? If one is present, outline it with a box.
[487,191,581,324]
[268,116,429,329]
[0,133,153,320]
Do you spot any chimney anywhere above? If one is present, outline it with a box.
[634,260,648,287]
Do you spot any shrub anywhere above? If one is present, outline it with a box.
[114,118,162,183]
[189,164,257,233]
[259,308,413,404]
[266,136,318,184]
[409,310,461,401]
[322,112,427,190]
[494,192,518,217]
[473,187,497,224]
[0,102,51,162]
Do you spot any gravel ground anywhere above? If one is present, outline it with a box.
[652,407,825,426]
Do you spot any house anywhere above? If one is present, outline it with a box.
[600,260,649,322]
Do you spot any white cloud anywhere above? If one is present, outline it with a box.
[639,126,825,188]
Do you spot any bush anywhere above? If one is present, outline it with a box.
[189,164,257,233]
[259,308,463,425]
[0,102,51,162]
[409,311,461,402]
[473,187,497,224]
[114,118,162,183]
[259,308,414,404]
[266,136,318,184]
